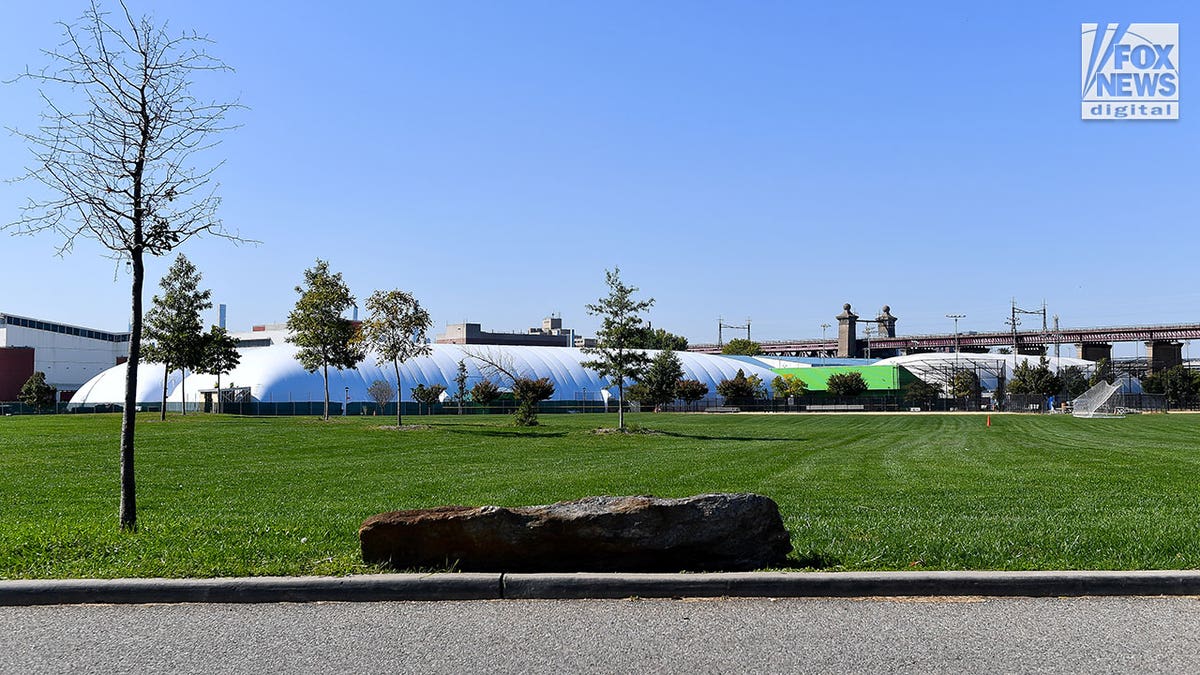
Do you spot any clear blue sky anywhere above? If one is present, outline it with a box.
[1,1,1196,357]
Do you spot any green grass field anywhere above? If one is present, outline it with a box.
[2,411,1199,578]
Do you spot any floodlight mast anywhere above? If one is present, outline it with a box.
[946,313,966,369]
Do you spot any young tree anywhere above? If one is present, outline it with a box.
[720,338,762,356]
[454,360,469,415]
[581,267,654,430]
[4,3,242,531]
[410,383,445,416]
[717,369,761,405]
[470,379,500,413]
[464,348,554,426]
[18,371,57,412]
[624,382,654,407]
[197,325,240,414]
[143,254,211,419]
[639,349,685,409]
[1007,357,1062,397]
[367,380,394,416]
[512,377,555,427]
[903,379,942,409]
[287,260,364,420]
[1142,365,1200,409]
[1088,357,1113,387]
[675,379,709,411]
[359,289,432,427]
[949,369,981,402]
[826,372,868,398]
[1059,365,1089,399]
[771,374,809,399]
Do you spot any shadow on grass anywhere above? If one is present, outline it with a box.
[444,427,568,438]
[788,550,843,570]
[659,431,804,442]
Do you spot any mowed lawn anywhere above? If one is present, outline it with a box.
[2,411,1200,578]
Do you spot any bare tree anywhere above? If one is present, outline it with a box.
[463,347,554,426]
[4,3,242,530]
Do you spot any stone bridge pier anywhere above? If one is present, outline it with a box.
[1147,341,1184,373]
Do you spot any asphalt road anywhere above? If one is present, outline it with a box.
[4,596,1200,674]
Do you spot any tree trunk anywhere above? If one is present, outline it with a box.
[119,248,144,531]
[322,362,330,420]
[394,361,402,427]
[618,381,625,430]
[159,364,169,421]
[181,368,187,416]
[216,373,221,415]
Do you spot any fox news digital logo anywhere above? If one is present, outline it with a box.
[1082,23,1179,120]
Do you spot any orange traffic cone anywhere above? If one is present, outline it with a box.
[987,415,992,427]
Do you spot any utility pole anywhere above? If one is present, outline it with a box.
[718,316,751,348]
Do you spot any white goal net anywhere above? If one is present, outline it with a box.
[1071,380,1124,418]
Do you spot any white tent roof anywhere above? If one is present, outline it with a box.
[70,330,779,404]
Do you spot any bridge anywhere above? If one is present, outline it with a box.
[687,303,1199,372]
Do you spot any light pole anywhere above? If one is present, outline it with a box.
[946,314,965,367]
[820,323,831,365]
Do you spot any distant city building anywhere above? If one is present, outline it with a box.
[0,312,130,401]
[436,315,596,348]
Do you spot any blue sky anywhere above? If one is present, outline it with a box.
[1,1,1195,357]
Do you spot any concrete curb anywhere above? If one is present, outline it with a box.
[502,571,1200,600]
[0,574,503,606]
[5,571,1200,606]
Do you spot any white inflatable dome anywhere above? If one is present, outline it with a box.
[69,329,778,405]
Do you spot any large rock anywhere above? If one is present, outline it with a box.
[359,493,792,572]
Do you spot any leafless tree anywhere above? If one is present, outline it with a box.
[4,2,243,530]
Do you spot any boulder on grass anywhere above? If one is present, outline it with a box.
[359,493,792,572]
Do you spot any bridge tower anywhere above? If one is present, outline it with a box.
[836,303,858,358]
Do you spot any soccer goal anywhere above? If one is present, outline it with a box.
[1071,380,1125,418]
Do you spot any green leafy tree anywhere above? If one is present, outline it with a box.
[1007,357,1062,397]
[717,369,762,405]
[721,338,761,356]
[5,4,243,531]
[287,260,364,420]
[903,379,942,408]
[627,327,689,351]
[950,369,981,402]
[826,371,868,398]
[1060,366,1089,399]
[143,254,212,419]
[511,377,555,427]
[197,325,240,414]
[581,267,654,430]
[367,380,394,416]
[1141,365,1200,408]
[771,374,809,400]
[625,382,654,406]
[675,379,709,410]
[1088,357,1113,387]
[454,360,469,415]
[18,371,57,411]
[359,288,432,426]
[470,379,501,413]
[410,383,446,416]
[639,349,685,409]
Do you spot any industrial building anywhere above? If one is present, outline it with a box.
[0,312,130,401]
[436,315,596,348]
